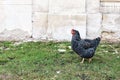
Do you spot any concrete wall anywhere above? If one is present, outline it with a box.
[0,0,32,41]
[100,0,120,42]
[32,0,86,41]
[0,0,120,42]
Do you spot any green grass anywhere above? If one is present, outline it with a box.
[0,41,120,80]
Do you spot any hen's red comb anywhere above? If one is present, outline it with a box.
[71,29,74,31]
[71,29,75,35]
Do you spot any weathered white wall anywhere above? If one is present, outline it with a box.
[0,0,120,42]
[32,0,48,40]
[0,0,32,41]
[49,0,85,14]
[87,13,102,39]
[32,0,86,41]
[102,14,120,41]
[86,0,102,39]
[47,14,86,41]
[100,0,120,42]
[47,0,86,41]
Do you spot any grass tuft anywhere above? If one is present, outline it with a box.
[0,41,120,80]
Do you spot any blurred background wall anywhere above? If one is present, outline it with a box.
[0,0,120,42]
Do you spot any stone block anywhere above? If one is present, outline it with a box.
[0,0,32,4]
[87,13,102,39]
[32,13,48,39]
[47,14,86,41]
[102,14,120,31]
[33,0,48,12]
[102,14,120,41]
[0,29,30,41]
[33,12,48,21]
[100,2,120,13]
[0,5,5,33]
[49,0,85,14]
[87,0,100,13]
[2,5,32,34]
[101,0,120,2]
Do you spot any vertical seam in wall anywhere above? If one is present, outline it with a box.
[46,0,49,40]
[85,0,88,38]
[47,0,49,30]
[31,0,33,38]
[100,0,103,38]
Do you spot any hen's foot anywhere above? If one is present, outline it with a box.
[88,58,92,63]
[80,58,84,63]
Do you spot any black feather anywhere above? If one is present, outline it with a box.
[71,29,101,58]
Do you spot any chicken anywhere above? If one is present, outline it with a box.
[71,29,101,63]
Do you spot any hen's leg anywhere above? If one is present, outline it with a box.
[88,58,92,63]
[81,58,84,63]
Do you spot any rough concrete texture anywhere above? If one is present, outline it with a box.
[47,14,86,41]
[87,0,100,13]
[101,0,120,2]
[0,0,32,4]
[0,0,120,42]
[87,13,102,39]
[0,5,5,33]
[33,0,48,12]
[32,13,48,39]
[49,0,85,14]
[0,1,32,35]
[102,14,120,42]
[0,29,30,41]
[100,2,120,13]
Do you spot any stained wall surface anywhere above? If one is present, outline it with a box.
[0,0,120,42]
[0,0,32,41]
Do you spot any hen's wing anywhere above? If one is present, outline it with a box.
[79,40,91,49]
[77,41,95,58]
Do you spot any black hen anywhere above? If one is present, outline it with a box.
[71,29,101,63]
